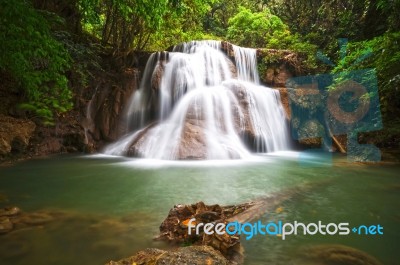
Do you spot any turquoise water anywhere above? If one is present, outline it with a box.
[0,153,399,264]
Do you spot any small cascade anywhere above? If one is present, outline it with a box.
[103,40,290,159]
[232,44,260,84]
[125,51,169,131]
[83,84,99,145]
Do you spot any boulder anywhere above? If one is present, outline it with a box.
[0,115,36,156]
[0,206,21,217]
[0,217,13,234]
[105,246,229,265]
[156,201,248,263]
[177,120,208,160]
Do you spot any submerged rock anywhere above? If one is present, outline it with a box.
[296,244,383,265]
[0,217,13,234]
[0,207,67,234]
[105,246,229,265]
[0,206,21,217]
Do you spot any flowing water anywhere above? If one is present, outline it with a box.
[0,154,399,264]
[104,41,290,159]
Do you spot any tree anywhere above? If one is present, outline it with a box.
[226,7,287,47]
[0,0,72,123]
[78,0,216,52]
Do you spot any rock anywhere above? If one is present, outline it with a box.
[203,230,243,264]
[296,244,383,265]
[276,87,291,119]
[0,114,36,156]
[263,64,293,87]
[87,69,139,143]
[105,246,229,265]
[177,120,208,160]
[0,217,13,234]
[0,206,21,217]
[157,201,248,263]
[18,211,55,226]
[35,137,63,154]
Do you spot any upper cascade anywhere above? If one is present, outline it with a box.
[104,40,290,159]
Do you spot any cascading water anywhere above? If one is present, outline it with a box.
[104,40,290,159]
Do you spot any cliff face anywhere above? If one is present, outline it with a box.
[0,51,148,163]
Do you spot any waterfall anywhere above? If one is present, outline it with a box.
[232,44,260,84]
[104,40,290,159]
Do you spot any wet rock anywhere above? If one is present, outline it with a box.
[263,64,293,87]
[0,115,36,156]
[0,217,13,234]
[87,69,139,143]
[105,246,229,265]
[0,207,65,234]
[18,211,55,226]
[203,230,243,264]
[296,244,383,265]
[0,206,21,217]
[276,87,291,119]
[126,123,158,157]
[35,137,63,154]
[157,201,248,263]
[177,121,208,160]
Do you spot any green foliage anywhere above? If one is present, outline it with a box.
[226,7,286,47]
[79,0,172,51]
[330,32,400,126]
[53,30,103,89]
[146,0,219,50]
[0,0,72,123]
[78,0,216,51]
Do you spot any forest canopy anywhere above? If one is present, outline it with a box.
[0,0,399,129]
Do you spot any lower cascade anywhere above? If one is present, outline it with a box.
[104,40,290,159]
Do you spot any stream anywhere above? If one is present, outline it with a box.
[0,153,399,264]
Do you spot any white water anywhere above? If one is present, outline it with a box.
[232,44,259,83]
[104,40,290,159]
